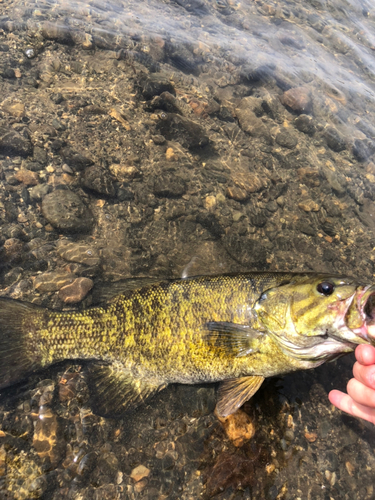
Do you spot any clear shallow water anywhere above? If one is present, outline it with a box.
[1,0,375,498]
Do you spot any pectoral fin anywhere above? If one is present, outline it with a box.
[216,376,265,417]
[204,321,262,357]
[87,363,165,417]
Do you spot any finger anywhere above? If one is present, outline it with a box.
[352,362,375,390]
[355,345,375,365]
[328,390,375,425]
[347,378,375,408]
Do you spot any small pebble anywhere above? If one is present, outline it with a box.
[130,465,151,482]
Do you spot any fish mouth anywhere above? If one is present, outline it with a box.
[361,288,375,342]
[347,285,375,343]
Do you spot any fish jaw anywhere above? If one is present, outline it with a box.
[347,285,375,343]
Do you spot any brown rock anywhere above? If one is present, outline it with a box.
[2,238,25,264]
[232,171,268,194]
[58,277,94,303]
[226,186,249,201]
[204,452,255,497]
[165,147,178,161]
[235,106,268,138]
[34,272,77,292]
[217,409,256,447]
[56,240,101,266]
[2,102,25,118]
[109,164,140,183]
[15,168,39,186]
[298,200,320,212]
[109,108,131,130]
[134,479,148,493]
[281,87,312,114]
[130,465,150,482]
[297,167,320,187]
[305,431,317,443]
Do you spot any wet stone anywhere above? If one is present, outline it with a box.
[33,271,77,292]
[42,189,94,233]
[82,166,116,197]
[153,174,187,197]
[280,87,312,114]
[295,221,315,236]
[226,186,249,201]
[322,218,337,237]
[14,169,39,186]
[1,67,15,79]
[29,184,51,201]
[147,91,183,114]
[2,102,25,118]
[231,171,268,194]
[298,200,320,212]
[41,21,73,45]
[50,93,64,105]
[218,409,256,447]
[275,128,298,149]
[218,106,235,122]
[109,164,140,183]
[152,134,166,145]
[33,146,48,165]
[204,452,255,498]
[141,74,176,99]
[322,166,347,195]
[196,213,224,237]
[294,114,316,135]
[236,100,269,138]
[56,240,100,266]
[58,277,94,303]
[324,127,346,152]
[353,139,372,162]
[130,465,151,482]
[60,147,94,171]
[223,231,268,267]
[2,238,25,264]
[0,129,33,157]
[156,114,209,149]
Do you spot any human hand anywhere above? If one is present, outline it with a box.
[328,344,375,425]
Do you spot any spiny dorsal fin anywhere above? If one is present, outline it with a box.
[86,363,165,417]
[91,277,164,304]
[216,376,265,417]
[204,321,262,357]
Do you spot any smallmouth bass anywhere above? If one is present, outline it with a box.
[1,272,375,417]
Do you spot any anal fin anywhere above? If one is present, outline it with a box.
[216,375,265,417]
[87,363,165,417]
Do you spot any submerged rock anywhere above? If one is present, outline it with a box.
[156,113,209,149]
[42,189,94,233]
[0,129,33,157]
[82,166,116,197]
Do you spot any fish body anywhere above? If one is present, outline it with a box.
[1,272,374,417]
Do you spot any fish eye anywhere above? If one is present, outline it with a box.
[317,281,335,296]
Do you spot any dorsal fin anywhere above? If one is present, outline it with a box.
[91,277,163,304]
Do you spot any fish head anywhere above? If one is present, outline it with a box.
[254,275,375,363]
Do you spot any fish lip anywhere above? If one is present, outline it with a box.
[348,285,375,343]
